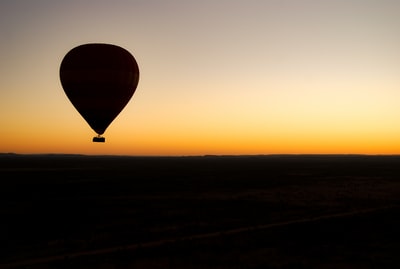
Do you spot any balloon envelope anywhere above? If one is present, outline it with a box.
[59,43,139,138]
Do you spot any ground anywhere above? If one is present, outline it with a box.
[0,154,399,268]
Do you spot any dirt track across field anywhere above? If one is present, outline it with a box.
[1,205,397,269]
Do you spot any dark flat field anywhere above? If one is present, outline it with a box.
[1,154,400,268]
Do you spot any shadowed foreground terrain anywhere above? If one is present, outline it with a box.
[0,154,399,268]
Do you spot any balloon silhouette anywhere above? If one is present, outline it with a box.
[59,43,139,142]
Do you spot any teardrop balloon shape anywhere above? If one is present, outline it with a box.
[59,43,139,142]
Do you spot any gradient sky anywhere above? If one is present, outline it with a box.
[1,0,400,156]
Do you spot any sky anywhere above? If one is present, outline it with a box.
[1,0,400,156]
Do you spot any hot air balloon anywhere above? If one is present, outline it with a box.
[59,43,139,142]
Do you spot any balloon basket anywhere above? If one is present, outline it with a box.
[93,136,105,143]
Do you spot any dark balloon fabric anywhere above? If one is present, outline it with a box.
[60,43,139,135]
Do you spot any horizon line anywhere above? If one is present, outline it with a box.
[2,152,400,158]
